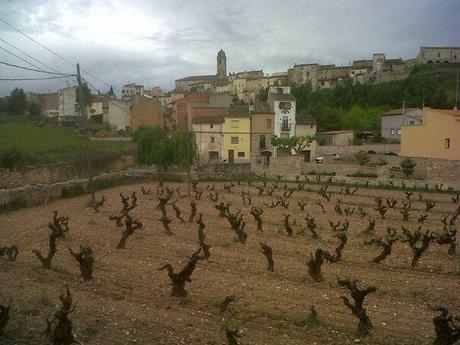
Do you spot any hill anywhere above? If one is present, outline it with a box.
[293,63,460,133]
[0,121,135,167]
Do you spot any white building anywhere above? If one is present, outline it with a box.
[104,100,131,131]
[58,86,78,122]
[122,83,144,101]
[267,86,296,157]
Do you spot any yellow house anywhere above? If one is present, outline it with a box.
[222,104,251,164]
[295,115,318,161]
[400,107,460,160]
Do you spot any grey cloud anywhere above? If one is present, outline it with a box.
[1,0,459,96]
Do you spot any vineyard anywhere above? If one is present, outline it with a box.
[0,177,459,345]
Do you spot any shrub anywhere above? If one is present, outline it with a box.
[367,150,376,154]
[376,158,388,166]
[61,185,86,198]
[400,158,416,177]
[0,147,23,169]
[354,150,370,167]
[347,172,378,178]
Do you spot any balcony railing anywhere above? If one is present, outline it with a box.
[280,125,291,132]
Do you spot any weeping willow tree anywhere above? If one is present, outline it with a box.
[170,129,197,196]
[133,126,197,195]
[133,125,173,169]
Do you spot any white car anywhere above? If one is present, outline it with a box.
[314,156,324,163]
[332,153,341,160]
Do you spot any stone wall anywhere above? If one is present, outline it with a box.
[0,155,134,189]
[251,153,460,189]
[317,144,400,160]
[0,171,129,210]
[301,162,377,176]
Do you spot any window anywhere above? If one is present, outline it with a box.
[231,136,239,144]
[211,136,215,143]
[209,151,219,160]
[397,129,401,135]
[281,117,290,131]
[445,138,450,149]
[390,129,395,135]
[231,120,239,128]
[278,101,291,113]
[266,118,272,129]
[210,124,213,129]
[437,53,441,58]
[238,152,245,157]
[259,135,266,149]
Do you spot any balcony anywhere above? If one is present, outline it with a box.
[280,124,291,132]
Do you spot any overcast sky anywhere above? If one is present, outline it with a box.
[0,0,459,96]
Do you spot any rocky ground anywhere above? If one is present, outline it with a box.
[0,180,459,345]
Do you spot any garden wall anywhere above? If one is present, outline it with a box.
[0,155,134,189]
[317,144,400,159]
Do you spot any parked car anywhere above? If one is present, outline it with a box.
[314,156,324,164]
[332,153,341,160]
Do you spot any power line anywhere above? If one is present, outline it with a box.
[0,76,71,81]
[0,37,72,78]
[0,61,75,76]
[0,17,112,88]
[0,44,73,86]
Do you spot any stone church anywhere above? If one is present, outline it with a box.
[175,50,228,92]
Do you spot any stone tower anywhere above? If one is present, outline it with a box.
[217,49,227,79]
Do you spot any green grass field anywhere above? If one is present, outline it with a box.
[0,122,136,165]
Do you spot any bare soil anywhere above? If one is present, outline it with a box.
[0,180,459,345]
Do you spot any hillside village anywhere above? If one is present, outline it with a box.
[14,45,460,168]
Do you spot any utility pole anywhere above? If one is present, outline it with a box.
[455,73,459,110]
[76,63,95,204]
[402,99,406,126]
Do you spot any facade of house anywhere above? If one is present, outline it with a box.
[58,86,78,122]
[381,108,422,140]
[192,115,224,164]
[250,103,274,158]
[317,130,354,146]
[222,105,251,164]
[172,93,209,129]
[400,108,460,160]
[104,100,130,131]
[122,83,144,101]
[295,115,317,161]
[130,96,163,131]
[268,86,296,156]
[41,92,59,117]
[416,47,460,64]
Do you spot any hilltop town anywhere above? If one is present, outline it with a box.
[10,45,458,166]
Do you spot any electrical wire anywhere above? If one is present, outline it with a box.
[0,61,75,76]
[0,76,71,81]
[0,45,74,85]
[0,17,112,88]
[0,37,73,77]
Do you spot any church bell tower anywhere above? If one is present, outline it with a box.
[217,49,227,79]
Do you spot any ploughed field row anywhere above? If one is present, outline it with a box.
[0,179,459,345]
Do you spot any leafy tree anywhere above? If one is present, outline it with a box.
[256,86,269,102]
[0,97,8,114]
[271,135,316,155]
[8,87,27,114]
[133,125,172,169]
[76,83,92,117]
[28,102,41,118]
[400,158,416,177]
[354,150,370,168]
